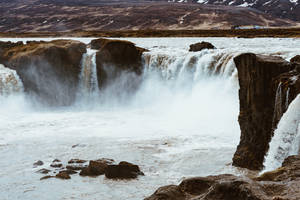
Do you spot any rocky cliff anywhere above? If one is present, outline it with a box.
[233,53,299,170]
[145,155,300,200]
[90,38,146,89]
[0,40,86,106]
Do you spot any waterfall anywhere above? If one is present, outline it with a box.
[263,94,300,172]
[272,82,283,127]
[142,50,237,83]
[77,49,99,100]
[0,64,23,96]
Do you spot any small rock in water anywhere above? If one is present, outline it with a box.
[36,168,51,174]
[40,175,54,180]
[52,159,61,162]
[33,160,44,167]
[68,159,87,164]
[66,164,86,170]
[189,41,216,52]
[79,160,108,176]
[59,169,78,175]
[50,163,63,168]
[105,161,144,179]
[56,171,71,179]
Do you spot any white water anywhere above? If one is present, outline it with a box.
[264,94,300,172]
[76,49,99,103]
[0,37,300,200]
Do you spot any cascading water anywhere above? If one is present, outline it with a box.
[263,94,300,172]
[76,49,99,102]
[0,64,23,96]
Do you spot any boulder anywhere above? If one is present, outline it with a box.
[79,160,108,176]
[56,171,71,179]
[105,161,144,179]
[1,40,86,106]
[291,55,300,63]
[33,160,44,167]
[68,159,87,164]
[90,38,147,88]
[36,168,51,174]
[232,53,294,170]
[145,156,300,200]
[189,41,216,52]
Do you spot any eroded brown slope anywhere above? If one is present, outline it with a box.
[0,1,297,32]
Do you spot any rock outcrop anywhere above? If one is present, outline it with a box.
[291,55,300,64]
[105,161,144,179]
[0,40,86,106]
[232,53,295,170]
[145,155,300,200]
[90,38,146,88]
[189,42,216,52]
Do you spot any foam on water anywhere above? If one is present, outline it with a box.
[0,37,300,200]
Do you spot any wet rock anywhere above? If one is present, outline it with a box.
[68,159,87,164]
[40,175,54,180]
[232,53,294,170]
[1,40,86,106]
[33,160,44,167]
[50,163,63,168]
[90,38,146,88]
[53,159,61,162]
[56,171,71,179]
[291,55,300,64]
[105,161,144,179]
[36,168,51,174]
[146,156,300,200]
[79,160,108,176]
[189,41,216,52]
[144,185,186,200]
[59,169,78,175]
[66,164,86,171]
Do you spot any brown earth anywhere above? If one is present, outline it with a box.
[0,1,298,33]
[1,28,300,38]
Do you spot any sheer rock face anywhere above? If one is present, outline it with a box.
[1,40,86,106]
[145,156,300,200]
[91,38,146,89]
[232,53,295,170]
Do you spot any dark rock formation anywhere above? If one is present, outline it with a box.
[90,38,146,88]
[189,42,216,52]
[36,168,51,174]
[105,161,144,179]
[291,55,300,64]
[68,159,87,164]
[33,160,44,167]
[232,53,295,170]
[145,156,300,200]
[56,171,71,179]
[1,40,86,106]
[79,160,108,176]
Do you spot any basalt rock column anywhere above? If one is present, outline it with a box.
[233,53,294,170]
[1,40,86,106]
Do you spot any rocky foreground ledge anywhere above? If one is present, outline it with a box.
[145,155,300,200]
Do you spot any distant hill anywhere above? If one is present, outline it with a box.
[0,0,298,32]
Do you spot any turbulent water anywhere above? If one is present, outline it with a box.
[0,38,300,200]
[264,94,300,172]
